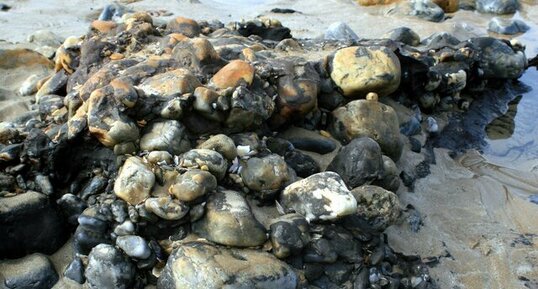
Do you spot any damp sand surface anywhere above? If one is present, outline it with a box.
[1,0,538,288]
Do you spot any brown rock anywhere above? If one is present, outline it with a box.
[357,0,400,5]
[138,68,201,97]
[91,20,118,34]
[167,16,201,38]
[209,60,255,89]
[432,0,459,12]
[114,157,155,205]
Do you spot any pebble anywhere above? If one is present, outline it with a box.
[145,196,189,220]
[324,22,359,42]
[116,235,152,259]
[85,244,135,289]
[240,154,290,200]
[114,220,135,236]
[114,157,155,205]
[270,214,310,259]
[192,190,267,247]
[488,17,529,35]
[169,169,217,202]
[280,172,357,222]
[1,254,59,289]
[330,46,401,98]
[64,256,86,284]
[180,149,228,180]
[351,185,402,231]
[139,120,191,155]
[196,134,237,160]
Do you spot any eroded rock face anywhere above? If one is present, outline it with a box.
[114,157,155,205]
[139,120,191,155]
[327,137,384,189]
[280,172,357,222]
[351,185,401,231]
[157,242,298,289]
[330,93,403,161]
[85,244,135,289]
[192,190,267,247]
[329,46,401,98]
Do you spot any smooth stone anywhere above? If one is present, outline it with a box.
[303,238,338,263]
[180,149,227,180]
[167,16,201,38]
[488,17,529,35]
[330,94,403,161]
[351,185,402,231]
[157,242,298,289]
[114,220,135,236]
[357,0,399,5]
[269,214,310,259]
[1,254,58,289]
[330,46,401,98]
[476,0,518,14]
[324,22,359,42]
[147,151,174,165]
[169,169,217,202]
[284,150,320,178]
[139,120,191,155]
[372,155,401,192]
[432,0,459,12]
[409,0,445,22]
[225,86,275,131]
[209,60,255,89]
[138,68,201,97]
[98,3,125,21]
[35,71,68,103]
[79,175,108,200]
[116,235,152,259]
[114,157,155,205]
[73,226,111,255]
[197,134,237,160]
[288,137,336,154]
[192,190,267,247]
[85,244,135,289]
[145,196,189,220]
[469,37,526,79]
[77,213,108,233]
[0,191,67,259]
[64,256,85,284]
[327,137,384,189]
[280,172,357,222]
[19,74,42,96]
[240,154,290,199]
[27,30,63,47]
[383,27,420,46]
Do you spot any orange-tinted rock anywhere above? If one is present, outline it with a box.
[432,0,459,12]
[139,68,201,97]
[171,38,225,74]
[91,20,118,34]
[357,0,399,5]
[167,16,201,38]
[210,60,255,89]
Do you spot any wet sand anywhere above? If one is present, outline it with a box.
[0,0,537,288]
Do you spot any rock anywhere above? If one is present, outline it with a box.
[99,3,125,21]
[0,191,67,259]
[225,86,275,131]
[139,120,191,155]
[157,242,298,289]
[303,238,338,263]
[138,68,201,97]
[409,0,445,22]
[284,150,320,178]
[0,254,58,289]
[114,157,155,205]
[180,149,227,180]
[169,169,217,202]
[27,30,63,48]
[488,17,529,35]
[19,74,43,96]
[73,225,112,255]
[236,20,292,41]
[476,0,518,14]
[327,137,384,189]
[85,244,135,289]
[0,172,16,192]
[351,185,402,231]
[167,16,201,37]
[324,22,359,42]
[280,172,357,222]
[270,214,311,259]
[330,93,403,161]
[64,256,85,284]
[383,27,420,46]
[192,87,228,121]
[35,70,68,103]
[209,60,255,89]
[114,220,135,236]
[240,154,290,200]
[373,155,400,192]
[330,46,401,98]
[289,137,336,154]
[432,0,459,12]
[192,190,267,247]
[116,235,152,259]
[357,0,399,5]
[470,37,526,79]
[197,134,237,160]
[145,196,189,220]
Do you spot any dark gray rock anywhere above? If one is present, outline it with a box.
[327,137,384,189]
[269,214,310,259]
[1,254,58,289]
[0,191,67,259]
[56,193,87,225]
[85,244,135,289]
[470,37,526,79]
[476,0,518,14]
[488,17,529,34]
[409,0,445,22]
[383,27,420,46]
[64,256,85,284]
[284,150,320,178]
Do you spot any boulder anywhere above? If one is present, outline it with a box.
[114,157,155,205]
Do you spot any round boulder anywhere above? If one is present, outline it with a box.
[329,46,400,98]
